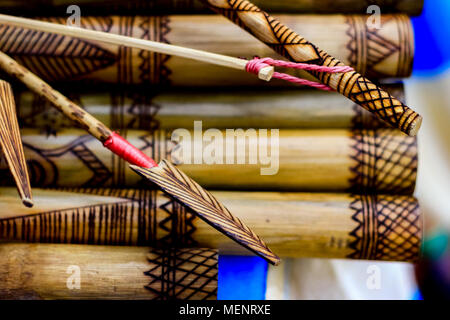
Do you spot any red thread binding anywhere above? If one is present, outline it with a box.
[103,132,158,168]
[245,57,354,91]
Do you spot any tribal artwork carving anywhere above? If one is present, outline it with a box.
[0,130,176,187]
[0,188,198,247]
[203,0,421,135]
[350,85,405,129]
[348,194,422,261]
[345,15,413,78]
[145,247,218,300]
[0,16,171,85]
[348,128,417,194]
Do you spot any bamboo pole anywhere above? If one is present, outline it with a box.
[15,85,404,131]
[201,0,421,136]
[0,243,218,300]
[0,14,413,87]
[0,188,422,262]
[0,0,424,15]
[0,128,417,194]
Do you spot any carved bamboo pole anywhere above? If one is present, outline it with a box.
[0,243,218,300]
[202,0,422,136]
[0,128,417,194]
[15,85,404,131]
[0,188,422,262]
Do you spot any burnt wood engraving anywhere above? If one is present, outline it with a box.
[0,80,33,206]
[202,0,421,136]
[145,247,217,300]
[348,194,421,261]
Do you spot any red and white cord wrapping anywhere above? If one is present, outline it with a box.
[245,57,354,91]
[103,132,158,168]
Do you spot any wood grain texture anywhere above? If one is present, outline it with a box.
[0,14,413,87]
[14,85,404,132]
[0,0,425,15]
[130,160,280,265]
[0,243,218,300]
[0,188,422,262]
[202,0,421,136]
[0,128,417,194]
[0,80,32,207]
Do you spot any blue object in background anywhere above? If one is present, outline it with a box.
[218,255,268,300]
[412,0,450,75]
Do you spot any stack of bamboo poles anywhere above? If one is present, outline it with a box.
[0,0,423,299]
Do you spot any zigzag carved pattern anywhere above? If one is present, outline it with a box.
[348,194,421,261]
[145,248,218,300]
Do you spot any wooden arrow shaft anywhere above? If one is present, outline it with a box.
[0,80,33,207]
[201,0,422,136]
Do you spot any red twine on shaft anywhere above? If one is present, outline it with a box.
[245,57,354,91]
[103,132,158,168]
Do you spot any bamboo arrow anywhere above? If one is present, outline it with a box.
[0,51,280,265]
[0,80,33,207]
[200,0,422,136]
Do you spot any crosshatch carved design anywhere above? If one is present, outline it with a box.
[348,194,421,261]
[145,247,218,300]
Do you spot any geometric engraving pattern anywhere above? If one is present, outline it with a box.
[348,128,417,194]
[346,15,413,78]
[0,130,175,188]
[0,188,197,247]
[348,194,421,262]
[145,248,218,300]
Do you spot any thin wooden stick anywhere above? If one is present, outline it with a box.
[0,13,274,82]
[0,50,279,266]
[0,243,218,300]
[0,80,33,207]
[201,0,422,136]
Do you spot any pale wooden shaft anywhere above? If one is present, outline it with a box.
[0,14,274,81]
[0,51,112,142]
